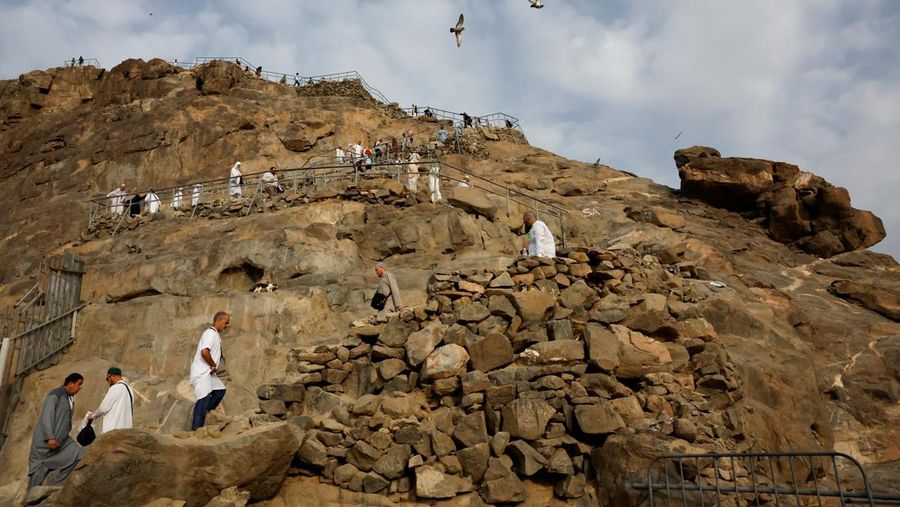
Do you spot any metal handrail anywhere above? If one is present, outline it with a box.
[632,451,900,507]
[62,58,101,68]
[86,159,569,243]
[401,106,523,132]
[191,57,391,103]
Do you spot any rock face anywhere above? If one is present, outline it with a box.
[675,146,885,256]
[0,58,897,507]
[57,425,300,507]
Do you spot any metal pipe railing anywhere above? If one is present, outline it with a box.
[86,159,569,244]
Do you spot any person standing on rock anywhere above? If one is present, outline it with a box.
[190,312,230,430]
[106,183,127,215]
[437,126,448,143]
[229,162,243,198]
[428,162,442,203]
[86,367,133,434]
[144,189,161,214]
[374,263,404,313]
[406,151,420,192]
[523,210,556,258]
[28,373,85,489]
[335,144,345,164]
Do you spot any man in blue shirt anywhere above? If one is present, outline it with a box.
[438,126,448,143]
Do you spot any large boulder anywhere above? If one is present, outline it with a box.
[675,148,885,256]
[446,186,499,220]
[57,425,300,507]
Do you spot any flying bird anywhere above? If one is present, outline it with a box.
[450,14,464,48]
[674,130,683,140]
[530,0,544,8]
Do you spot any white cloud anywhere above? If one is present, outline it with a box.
[0,0,897,256]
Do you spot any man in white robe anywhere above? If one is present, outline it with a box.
[524,210,556,258]
[335,145,345,164]
[87,367,133,434]
[190,312,230,430]
[458,175,470,188]
[406,152,420,192]
[144,190,160,214]
[191,184,202,207]
[428,163,442,203]
[229,162,243,197]
[106,183,126,215]
[172,187,183,209]
[28,373,84,489]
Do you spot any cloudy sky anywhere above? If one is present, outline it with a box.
[1,0,898,256]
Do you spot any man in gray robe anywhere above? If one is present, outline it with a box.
[28,373,85,489]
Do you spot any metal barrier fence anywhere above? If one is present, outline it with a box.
[632,451,900,506]
[191,57,391,103]
[401,105,523,133]
[86,158,569,245]
[62,58,101,68]
[163,58,524,134]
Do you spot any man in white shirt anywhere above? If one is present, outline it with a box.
[261,167,283,196]
[335,145,345,164]
[523,210,556,258]
[190,311,230,430]
[144,189,161,214]
[87,367,133,434]
[106,183,127,215]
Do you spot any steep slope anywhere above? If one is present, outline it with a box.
[0,58,896,505]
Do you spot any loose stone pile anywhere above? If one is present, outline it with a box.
[253,248,745,503]
[295,78,379,105]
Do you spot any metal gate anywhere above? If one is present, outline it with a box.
[632,451,900,506]
[0,253,85,449]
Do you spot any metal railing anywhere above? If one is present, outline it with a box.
[86,158,569,245]
[190,57,391,103]
[402,106,521,129]
[164,58,523,134]
[632,451,900,506]
[62,58,101,68]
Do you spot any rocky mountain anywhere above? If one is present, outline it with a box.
[0,58,896,506]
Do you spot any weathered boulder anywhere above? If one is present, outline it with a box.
[610,324,672,378]
[575,403,625,434]
[501,398,555,440]
[674,145,721,168]
[467,333,515,372]
[421,344,469,381]
[57,425,300,507]
[446,186,498,220]
[405,321,446,366]
[415,466,473,499]
[520,339,584,365]
[676,148,886,256]
[511,290,556,326]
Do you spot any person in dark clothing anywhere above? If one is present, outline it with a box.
[129,194,143,216]
[462,112,473,128]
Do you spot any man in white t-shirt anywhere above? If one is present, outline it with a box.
[190,312,230,430]
[523,210,556,258]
